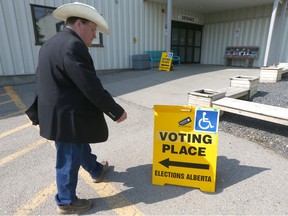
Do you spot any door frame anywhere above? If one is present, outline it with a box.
[171,21,203,64]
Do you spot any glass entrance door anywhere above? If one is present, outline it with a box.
[171,21,203,64]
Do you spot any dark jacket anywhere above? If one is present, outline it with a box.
[26,28,124,143]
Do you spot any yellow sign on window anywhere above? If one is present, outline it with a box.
[152,105,219,192]
[159,52,173,72]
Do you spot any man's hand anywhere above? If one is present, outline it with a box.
[117,111,127,123]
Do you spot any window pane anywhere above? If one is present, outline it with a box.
[172,28,179,45]
[195,31,201,46]
[194,48,201,62]
[187,30,193,46]
[179,29,186,46]
[186,47,193,62]
[171,47,179,56]
[179,47,185,63]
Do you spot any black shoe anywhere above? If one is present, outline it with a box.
[57,198,93,215]
[93,161,109,183]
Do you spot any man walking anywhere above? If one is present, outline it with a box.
[26,2,127,214]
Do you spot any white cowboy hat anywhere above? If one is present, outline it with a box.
[53,2,109,34]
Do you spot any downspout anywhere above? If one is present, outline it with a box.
[166,0,172,52]
[263,0,279,66]
[273,0,287,63]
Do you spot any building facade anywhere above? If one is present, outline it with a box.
[0,0,287,77]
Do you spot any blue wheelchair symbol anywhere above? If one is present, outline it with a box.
[168,52,173,59]
[194,109,219,133]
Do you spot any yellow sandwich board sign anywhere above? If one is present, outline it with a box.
[152,105,220,192]
[159,52,173,72]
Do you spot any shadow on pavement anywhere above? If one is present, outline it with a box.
[87,164,191,214]
[86,159,269,213]
[99,65,234,97]
[216,156,270,193]
[0,65,257,120]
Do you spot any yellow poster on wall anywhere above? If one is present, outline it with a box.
[152,105,220,192]
[159,52,173,72]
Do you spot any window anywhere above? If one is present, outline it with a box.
[30,4,103,47]
[30,4,64,45]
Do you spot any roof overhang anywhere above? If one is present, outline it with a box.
[148,0,275,13]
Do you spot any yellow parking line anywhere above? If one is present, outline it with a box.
[0,93,8,96]
[79,169,144,216]
[11,139,144,216]
[13,182,57,216]
[49,141,143,215]
[50,139,143,215]
[11,142,56,216]
[4,87,144,215]
[0,110,23,120]
[4,86,27,112]
[6,142,144,215]
[0,139,46,166]
[0,99,13,105]
[0,122,31,139]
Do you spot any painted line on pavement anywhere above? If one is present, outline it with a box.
[13,182,57,216]
[0,122,32,139]
[1,87,56,215]
[0,93,8,97]
[0,99,13,106]
[5,86,144,215]
[48,140,144,215]
[0,110,23,120]
[47,141,144,215]
[4,86,27,112]
[79,168,144,216]
[0,138,47,166]
[1,86,27,119]
[11,142,56,215]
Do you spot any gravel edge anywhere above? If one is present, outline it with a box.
[218,75,288,159]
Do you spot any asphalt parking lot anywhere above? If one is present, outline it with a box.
[1,65,288,215]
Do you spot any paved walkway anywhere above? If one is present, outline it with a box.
[100,64,260,108]
[1,65,288,215]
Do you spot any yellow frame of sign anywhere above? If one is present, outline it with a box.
[159,52,173,72]
[152,105,219,192]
